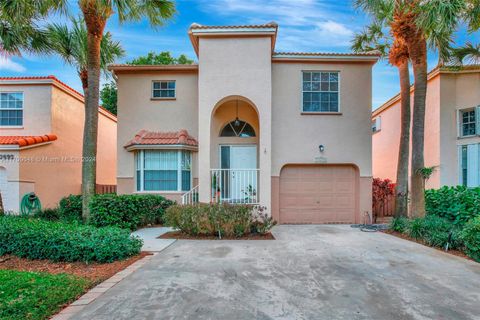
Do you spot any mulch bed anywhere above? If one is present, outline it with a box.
[159,231,275,240]
[0,252,152,284]
[382,230,474,261]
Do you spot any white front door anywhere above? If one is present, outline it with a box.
[220,145,257,202]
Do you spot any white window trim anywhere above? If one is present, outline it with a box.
[300,70,341,114]
[458,143,480,187]
[372,117,381,133]
[151,80,176,100]
[0,91,24,127]
[457,107,479,138]
[135,149,192,192]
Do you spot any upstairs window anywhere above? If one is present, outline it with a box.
[302,71,339,113]
[460,108,477,137]
[152,81,175,99]
[0,92,23,126]
[220,120,256,137]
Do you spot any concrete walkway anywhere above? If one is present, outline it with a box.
[73,225,480,320]
[131,227,175,252]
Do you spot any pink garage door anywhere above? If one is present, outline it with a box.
[279,165,357,224]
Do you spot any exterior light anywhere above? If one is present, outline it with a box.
[319,145,325,153]
[234,99,241,127]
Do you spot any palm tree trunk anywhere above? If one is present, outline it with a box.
[394,61,411,217]
[409,38,428,218]
[79,69,88,98]
[80,7,106,222]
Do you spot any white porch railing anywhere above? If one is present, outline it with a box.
[181,185,199,205]
[210,169,259,204]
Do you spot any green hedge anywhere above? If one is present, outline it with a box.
[164,203,276,237]
[425,186,480,224]
[57,194,174,230]
[461,216,480,262]
[0,216,142,263]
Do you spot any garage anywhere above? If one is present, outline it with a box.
[279,165,358,224]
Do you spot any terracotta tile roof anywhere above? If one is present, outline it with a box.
[273,51,381,57]
[0,134,57,147]
[124,130,198,148]
[0,75,84,98]
[189,22,278,30]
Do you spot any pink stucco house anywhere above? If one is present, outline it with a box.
[372,65,480,189]
[0,76,117,211]
[110,22,379,224]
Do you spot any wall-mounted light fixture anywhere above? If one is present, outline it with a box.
[319,144,325,153]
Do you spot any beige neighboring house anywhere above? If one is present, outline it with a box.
[0,76,117,212]
[110,22,379,224]
[372,65,480,189]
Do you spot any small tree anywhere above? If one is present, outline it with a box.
[100,81,118,115]
[127,51,193,65]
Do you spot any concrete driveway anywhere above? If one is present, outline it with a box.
[72,225,480,320]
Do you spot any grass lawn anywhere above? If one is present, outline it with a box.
[0,269,89,320]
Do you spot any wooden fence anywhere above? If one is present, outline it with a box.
[373,193,396,220]
[95,184,117,194]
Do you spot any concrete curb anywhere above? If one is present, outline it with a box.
[50,253,158,320]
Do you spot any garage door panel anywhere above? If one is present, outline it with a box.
[279,165,357,224]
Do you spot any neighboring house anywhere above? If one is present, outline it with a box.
[110,22,379,224]
[372,65,480,189]
[0,76,117,212]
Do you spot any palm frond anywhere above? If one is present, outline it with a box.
[451,42,480,65]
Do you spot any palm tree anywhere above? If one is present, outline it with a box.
[351,18,411,218]
[47,18,125,97]
[0,0,64,55]
[77,0,175,221]
[452,42,480,64]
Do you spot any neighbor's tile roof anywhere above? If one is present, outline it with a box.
[189,22,278,30]
[124,130,198,148]
[273,51,381,57]
[0,76,84,97]
[0,134,57,147]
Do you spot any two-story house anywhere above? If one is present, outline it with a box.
[0,76,117,212]
[372,65,480,189]
[110,22,379,224]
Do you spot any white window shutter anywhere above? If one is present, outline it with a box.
[476,106,480,136]
[376,117,382,131]
[467,144,479,187]
[458,146,462,185]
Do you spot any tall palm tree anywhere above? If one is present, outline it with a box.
[352,19,411,218]
[77,0,175,221]
[47,18,125,97]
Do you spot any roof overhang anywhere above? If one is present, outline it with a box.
[108,64,199,76]
[125,144,198,152]
[272,53,380,64]
[188,23,278,57]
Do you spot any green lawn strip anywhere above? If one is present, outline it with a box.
[0,269,90,320]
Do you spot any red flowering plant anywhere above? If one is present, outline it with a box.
[372,178,396,216]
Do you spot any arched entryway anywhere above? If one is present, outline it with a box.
[210,96,260,203]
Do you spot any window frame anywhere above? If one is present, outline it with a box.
[151,80,176,100]
[301,70,341,114]
[372,117,381,133]
[459,108,477,137]
[135,149,192,193]
[0,91,24,127]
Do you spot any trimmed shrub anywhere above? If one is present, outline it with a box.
[405,215,463,250]
[89,194,174,230]
[164,204,276,237]
[461,216,480,262]
[425,186,480,224]
[390,216,410,233]
[0,216,142,263]
[33,208,61,221]
[58,195,83,222]
[57,194,174,230]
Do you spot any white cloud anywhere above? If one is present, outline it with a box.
[0,56,26,73]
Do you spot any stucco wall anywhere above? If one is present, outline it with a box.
[97,110,117,185]
[440,72,480,186]
[197,37,272,208]
[272,62,373,177]
[116,72,198,195]
[372,75,441,189]
[0,84,52,135]
[0,151,20,212]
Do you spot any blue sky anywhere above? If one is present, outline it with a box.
[0,0,477,109]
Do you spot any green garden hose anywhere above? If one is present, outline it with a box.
[20,192,41,216]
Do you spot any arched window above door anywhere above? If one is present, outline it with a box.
[220,120,256,137]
